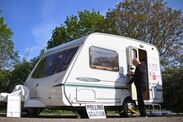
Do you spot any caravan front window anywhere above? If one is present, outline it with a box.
[89,46,119,71]
[32,47,79,79]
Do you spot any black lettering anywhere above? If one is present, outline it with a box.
[97,105,103,110]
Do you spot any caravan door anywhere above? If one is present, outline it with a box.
[127,46,139,100]
[127,46,149,101]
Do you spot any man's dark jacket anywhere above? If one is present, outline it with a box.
[129,62,147,88]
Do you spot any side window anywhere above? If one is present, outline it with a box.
[32,46,79,79]
[89,46,119,71]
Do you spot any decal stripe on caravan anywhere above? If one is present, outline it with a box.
[65,83,129,90]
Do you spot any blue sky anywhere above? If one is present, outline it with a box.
[0,0,183,60]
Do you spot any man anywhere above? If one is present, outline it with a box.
[128,58,147,117]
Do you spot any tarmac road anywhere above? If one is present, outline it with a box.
[0,115,183,122]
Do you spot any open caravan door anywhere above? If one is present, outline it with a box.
[127,46,150,101]
[127,46,138,101]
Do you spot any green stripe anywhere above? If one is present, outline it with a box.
[65,83,128,90]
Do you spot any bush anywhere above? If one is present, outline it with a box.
[163,66,183,112]
[0,61,32,93]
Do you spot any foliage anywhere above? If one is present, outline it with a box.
[0,70,11,92]
[106,0,183,68]
[0,60,32,92]
[47,10,105,49]
[0,49,44,93]
[0,11,45,93]
[0,14,19,69]
[0,12,21,92]
[163,66,183,112]
[47,0,183,68]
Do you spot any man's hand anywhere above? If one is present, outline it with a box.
[127,71,134,85]
[127,71,133,76]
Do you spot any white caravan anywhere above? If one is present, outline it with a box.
[24,33,163,117]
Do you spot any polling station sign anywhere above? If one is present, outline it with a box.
[86,104,106,119]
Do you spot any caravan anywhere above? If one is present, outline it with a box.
[24,33,163,117]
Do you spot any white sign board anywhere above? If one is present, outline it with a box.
[7,95,21,117]
[86,104,106,119]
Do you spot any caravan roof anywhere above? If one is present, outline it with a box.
[45,32,158,55]
[45,36,87,55]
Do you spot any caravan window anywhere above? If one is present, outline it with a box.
[89,46,119,71]
[32,47,79,79]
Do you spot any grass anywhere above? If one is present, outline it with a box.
[1,104,182,117]
[40,109,120,116]
[40,109,75,116]
[0,106,6,114]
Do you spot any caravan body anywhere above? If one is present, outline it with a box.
[24,33,162,109]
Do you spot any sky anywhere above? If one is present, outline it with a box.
[0,0,183,60]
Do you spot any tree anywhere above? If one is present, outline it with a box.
[0,70,11,92]
[46,2,183,113]
[0,60,32,93]
[47,10,105,49]
[163,66,183,112]
[106,0,183,68]
[0,13,19,69]
[0,58,39,93]
[0,12,20,92]
[8,61,32,92]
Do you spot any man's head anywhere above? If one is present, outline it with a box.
[132,58,141,67]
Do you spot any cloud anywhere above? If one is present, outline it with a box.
[24,23,58,60]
